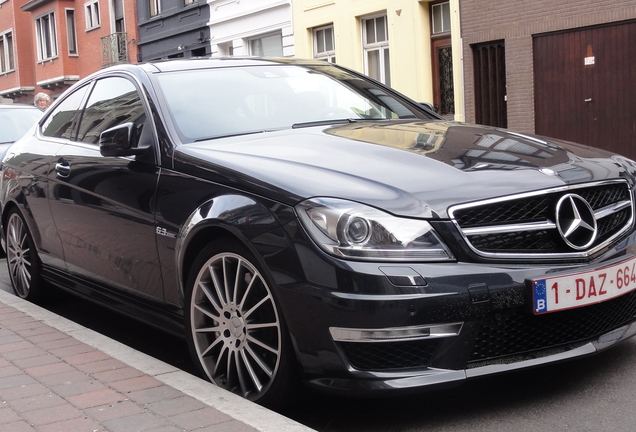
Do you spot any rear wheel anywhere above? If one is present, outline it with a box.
[6,209,43,301]
[185,241,296,406]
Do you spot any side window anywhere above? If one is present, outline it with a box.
[41,84,90,139]
[76,76,146,145]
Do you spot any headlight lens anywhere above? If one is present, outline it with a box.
[296,198,454,261]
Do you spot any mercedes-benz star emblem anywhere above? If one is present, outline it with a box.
[555,194,597,250]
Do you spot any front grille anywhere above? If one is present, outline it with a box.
[340,339,442,371]
[469,289,636,363]
[450,181,634,258]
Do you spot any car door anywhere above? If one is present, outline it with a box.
[3,84,92,270]
[47,75,164,302]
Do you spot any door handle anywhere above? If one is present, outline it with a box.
[55,160,71,178]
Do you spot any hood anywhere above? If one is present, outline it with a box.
[177,120,633,218]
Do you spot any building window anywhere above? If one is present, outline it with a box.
[0,31,15,73]
[149,0,161,17]
[248,32,283,57]
[313,25,335,63]
[84,0,100,30]
[66,9,78,55]
[362,14,390,86]
[431,1,451,35]
[35,12,58,61]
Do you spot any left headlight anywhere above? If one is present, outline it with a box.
[296,197,455,262]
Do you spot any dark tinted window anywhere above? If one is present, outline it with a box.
[41,85,90,139]
[76,77,146,145]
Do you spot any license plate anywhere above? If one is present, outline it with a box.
[532,256,636,314]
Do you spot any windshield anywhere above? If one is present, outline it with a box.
[155,64,429,143]
[0,108,42,144]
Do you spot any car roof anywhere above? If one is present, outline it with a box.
[64,57,340,90]
[0,103,40,110]
[140,57,331,73]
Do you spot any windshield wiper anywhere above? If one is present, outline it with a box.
[292,118,358,129]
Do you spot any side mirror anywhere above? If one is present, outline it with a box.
[99,122,148,157]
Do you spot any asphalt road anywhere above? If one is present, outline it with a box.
[3,260,636,431]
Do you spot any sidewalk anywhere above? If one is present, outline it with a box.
[0,288,315,432]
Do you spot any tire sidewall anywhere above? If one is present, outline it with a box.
[184,240,298,407]
[6,209,43,301]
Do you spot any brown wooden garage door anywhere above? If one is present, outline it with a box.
[534,21,636,158]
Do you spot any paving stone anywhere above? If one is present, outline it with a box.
[66,388,128,409]
[91,366,145,383]
[20,402,82,426]
[124,384,184,404]
[145,395,207,416]
[65,350,111,366]
[37,416,104,432]
[75,358,128,375]
[8,392,65,413]
[110,375,163,394]
[169,406,234,429]
[84,400,145,422]
[102,411,173,432]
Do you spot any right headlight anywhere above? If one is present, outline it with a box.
[296,197,455,262]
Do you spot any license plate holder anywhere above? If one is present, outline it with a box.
[532,256,636,314]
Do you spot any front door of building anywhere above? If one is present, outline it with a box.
[472,40,507,128]
[431,37,455,119]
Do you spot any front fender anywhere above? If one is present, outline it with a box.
[174,194,292,303]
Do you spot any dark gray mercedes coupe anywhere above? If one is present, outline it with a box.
[2,58,636,407]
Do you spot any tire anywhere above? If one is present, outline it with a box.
[185,241,297,407]
[5,208,44,301]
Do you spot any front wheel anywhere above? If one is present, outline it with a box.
[5,208,44,301]
[185,242,296,406]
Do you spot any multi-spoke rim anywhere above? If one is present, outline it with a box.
[6,212,33,298]
[190,252,282,400]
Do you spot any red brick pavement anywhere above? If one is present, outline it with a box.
[0,291,313,432]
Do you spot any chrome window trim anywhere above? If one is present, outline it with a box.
[448,179,635,260]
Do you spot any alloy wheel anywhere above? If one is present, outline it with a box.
[189,252,282,400]
[6,211,35,299]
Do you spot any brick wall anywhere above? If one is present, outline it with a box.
[460,0,636,133]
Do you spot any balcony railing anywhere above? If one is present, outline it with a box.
[101,33,129,68]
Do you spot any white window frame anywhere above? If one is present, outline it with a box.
[149,0,161,17]
[35,11,58,62]
[66,9,78,55]
[431,1,452,35]
[84,0,101,30]
[0,30,15,73]
[362,13,390,86]
[247,32,283,57]
[313,24,336,63]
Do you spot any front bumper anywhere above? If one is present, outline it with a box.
[305,320,636,394]
[268,230,636,396]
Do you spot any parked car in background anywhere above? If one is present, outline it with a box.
[2,58,636,407]
[0,104,42,147]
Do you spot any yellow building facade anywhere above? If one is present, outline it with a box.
[292,0,464,121]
